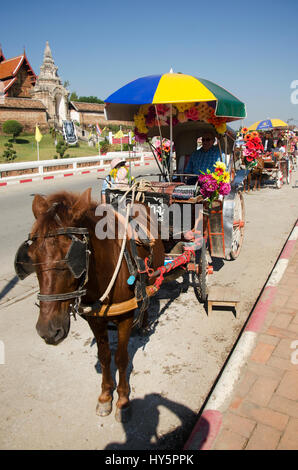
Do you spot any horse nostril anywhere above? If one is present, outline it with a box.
[54,328,64,342]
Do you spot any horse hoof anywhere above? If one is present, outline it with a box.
[115,405,131,423]
[96,400,112,417]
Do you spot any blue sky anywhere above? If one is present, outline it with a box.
[1,0,298,128]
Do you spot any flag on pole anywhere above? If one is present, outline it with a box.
[35,125,43,143]
[114,129,124,139]
[96,123,102,136]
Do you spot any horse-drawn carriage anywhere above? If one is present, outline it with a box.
[13,72,247,422]
[103,74,248,306]
[239,121,294,190]
[262,152,291,188]
[241,150,286,190]
[105,123,245,304]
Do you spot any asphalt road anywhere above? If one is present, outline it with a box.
[0,163,159,279]
[0,165,297,450]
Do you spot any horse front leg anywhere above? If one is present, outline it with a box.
[114,311,134,422]
[87,317,114,417]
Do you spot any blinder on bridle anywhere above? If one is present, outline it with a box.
[14,240,35,280]
[14,227,90,312]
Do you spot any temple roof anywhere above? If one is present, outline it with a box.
[1,77,18,92]
[0,97,46,110]
[0,47,5,63]
[70,101,105,113]
[0,51,36,93]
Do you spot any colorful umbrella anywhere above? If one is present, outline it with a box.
[105,72,246,176]
[248,119,288,131]
[105,73,246,122]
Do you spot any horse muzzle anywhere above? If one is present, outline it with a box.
[36,312,70,345]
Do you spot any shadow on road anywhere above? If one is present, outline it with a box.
[0,275,19,301]
[93,273,192,379]
[103,393,201,450]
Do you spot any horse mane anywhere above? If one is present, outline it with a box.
[31,191,97,238]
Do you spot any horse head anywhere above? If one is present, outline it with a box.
[28,188,92,345]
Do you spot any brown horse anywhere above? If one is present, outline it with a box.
[24,188,164,421]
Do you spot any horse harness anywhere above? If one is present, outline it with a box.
[15,218,91,317]
[14,212,153,328]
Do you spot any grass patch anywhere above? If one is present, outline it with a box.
[0,133,99,163]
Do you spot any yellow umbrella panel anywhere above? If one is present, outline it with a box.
[248,119,288,131]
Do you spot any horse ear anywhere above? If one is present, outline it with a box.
[72,188,92,221]
[32,195,49,219]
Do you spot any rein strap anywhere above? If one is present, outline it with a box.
[37,289,87,302]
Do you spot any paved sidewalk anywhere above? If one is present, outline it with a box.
[185,220,298,450]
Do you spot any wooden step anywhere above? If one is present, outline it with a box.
[207,286,240,316]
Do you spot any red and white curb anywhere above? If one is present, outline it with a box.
[184,219,298,450]
[0,160,153,187]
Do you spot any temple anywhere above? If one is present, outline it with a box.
[0,42,132,134]
[31,41,69,127]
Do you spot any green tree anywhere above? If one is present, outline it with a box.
[99,138,111,154]
[55,139,69,158]
[78,95,104,104]
[2,141,17,161]
[2,120,23,141]
[69,91,79,101]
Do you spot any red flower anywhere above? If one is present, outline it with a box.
[156,104,169,116]
[246,141,255,150]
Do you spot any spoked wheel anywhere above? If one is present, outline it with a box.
[192,239,209,303]
[230,192,245,260]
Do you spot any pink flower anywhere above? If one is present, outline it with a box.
[185,106,199,121]
[219,182,231,196]
[198,174,218,198]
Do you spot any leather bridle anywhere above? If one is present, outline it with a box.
[15,222,90,318]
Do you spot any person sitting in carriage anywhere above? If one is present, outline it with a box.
[184,131,226,182]
[101,158,133,203]
[261,132,274,153]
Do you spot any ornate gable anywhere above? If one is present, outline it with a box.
[0,50,36,97]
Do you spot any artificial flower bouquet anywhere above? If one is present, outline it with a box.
[109,165,133,185]
[240,128,264,168]
[198,162,231,208]
[134,103,227,143]
[154,138,172,167]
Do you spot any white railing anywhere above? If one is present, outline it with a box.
[0,151,153,182]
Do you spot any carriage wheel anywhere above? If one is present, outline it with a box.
[287,161,291,185]
[230,192,245,260]
[287,171,291,185]
[276,169,283,189]
[192,239,208,303]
